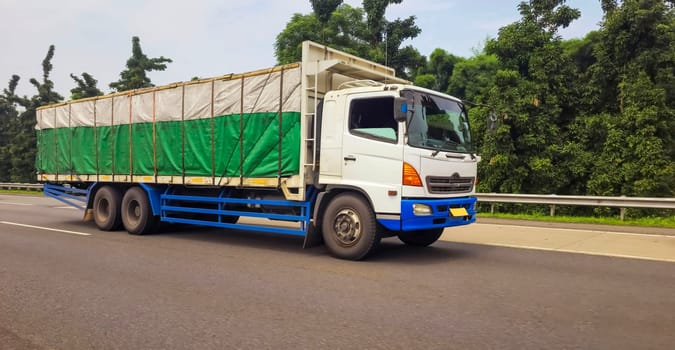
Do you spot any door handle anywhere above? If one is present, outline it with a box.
[344,155,357,161]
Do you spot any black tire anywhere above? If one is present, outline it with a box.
[93,186,123,231]
[377,223,399,238]
[321,193,380,260]
[398,228,444,247]
[121,187,159,235]
[221,215,239,224]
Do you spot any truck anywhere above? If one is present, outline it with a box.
[36,41,478,260]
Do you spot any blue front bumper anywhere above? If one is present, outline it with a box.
[378,196,477,232]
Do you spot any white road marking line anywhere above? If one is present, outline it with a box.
[0,221,91,236]
[454,241,675,263]
[55,206,78,210]
[474,223,675,239]
[0,202,33,206]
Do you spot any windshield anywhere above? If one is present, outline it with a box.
[402,89,473,153]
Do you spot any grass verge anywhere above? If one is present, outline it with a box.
[0,189,43,195]
[478,212,675,229]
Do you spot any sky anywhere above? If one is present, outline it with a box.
[0,0,604,98]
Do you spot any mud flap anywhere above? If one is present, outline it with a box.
[303,222,324,248]
[82,208,94,223]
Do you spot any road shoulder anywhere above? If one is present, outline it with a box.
[477,217,675,236]
[444,219,675,262]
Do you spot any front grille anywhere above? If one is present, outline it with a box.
[426,175,474,194]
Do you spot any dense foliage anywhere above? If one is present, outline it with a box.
[275,0,424,79]
[276,0,674,202]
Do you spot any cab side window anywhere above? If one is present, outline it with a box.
[348,97,398,143]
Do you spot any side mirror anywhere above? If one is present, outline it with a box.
[394,97,409,122]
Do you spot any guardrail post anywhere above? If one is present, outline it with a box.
[549,204,556,216]
[491,203,495,214]
[620,208,625,221]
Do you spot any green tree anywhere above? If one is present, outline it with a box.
[414,48,463,92]
[362,0,397,44]
[444,54,499,158]
[276,13,329,65]
[487,1,580,78]
[583,0,674,197]
[601,0,618,13]
[561,31,600,77]
[0,75,21,181]
[413,68,437,90]
[275,1,423,79]
[413,74,435,89]
[109,36,172,92]
[275,5,369,64]
[362,0,423,78]
[551,32,604,195]
[310,0,343,24]
[8,45,63,182]
[447,54,498,103]
[28,45,63,106]
[478,0,581,194]
[70,72,103,100]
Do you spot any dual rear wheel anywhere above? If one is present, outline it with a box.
[92,186,157,235]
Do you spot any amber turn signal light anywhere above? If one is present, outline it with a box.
[402,162,423,187]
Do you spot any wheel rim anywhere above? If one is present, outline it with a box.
[126,199,141,226]
[333,208,361,247]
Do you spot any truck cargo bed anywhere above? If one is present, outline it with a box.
[36,64,302,187]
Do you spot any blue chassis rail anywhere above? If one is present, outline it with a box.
[43,182,318,237]
[157,186,318,237]
[43,183,93,211]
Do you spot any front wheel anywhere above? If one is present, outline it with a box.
[321,193,380,260]
[398,228,444,247]
[121,187,159,235]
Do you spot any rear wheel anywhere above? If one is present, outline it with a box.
[321,193,380,260]
[93,186,123,231]
[398,228,444,247]
[121,187,158,235]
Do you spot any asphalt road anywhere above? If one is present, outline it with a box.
[1,194,674,349]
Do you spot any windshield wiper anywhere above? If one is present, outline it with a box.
[430,139,459,157]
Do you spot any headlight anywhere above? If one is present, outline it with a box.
[412,203,432,215]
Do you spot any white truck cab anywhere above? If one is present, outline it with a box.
[316,82,477,235]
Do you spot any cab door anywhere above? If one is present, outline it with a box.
[340,94,404,214]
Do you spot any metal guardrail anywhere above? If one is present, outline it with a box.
[0,183,43,191]
[476,193,675,219]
